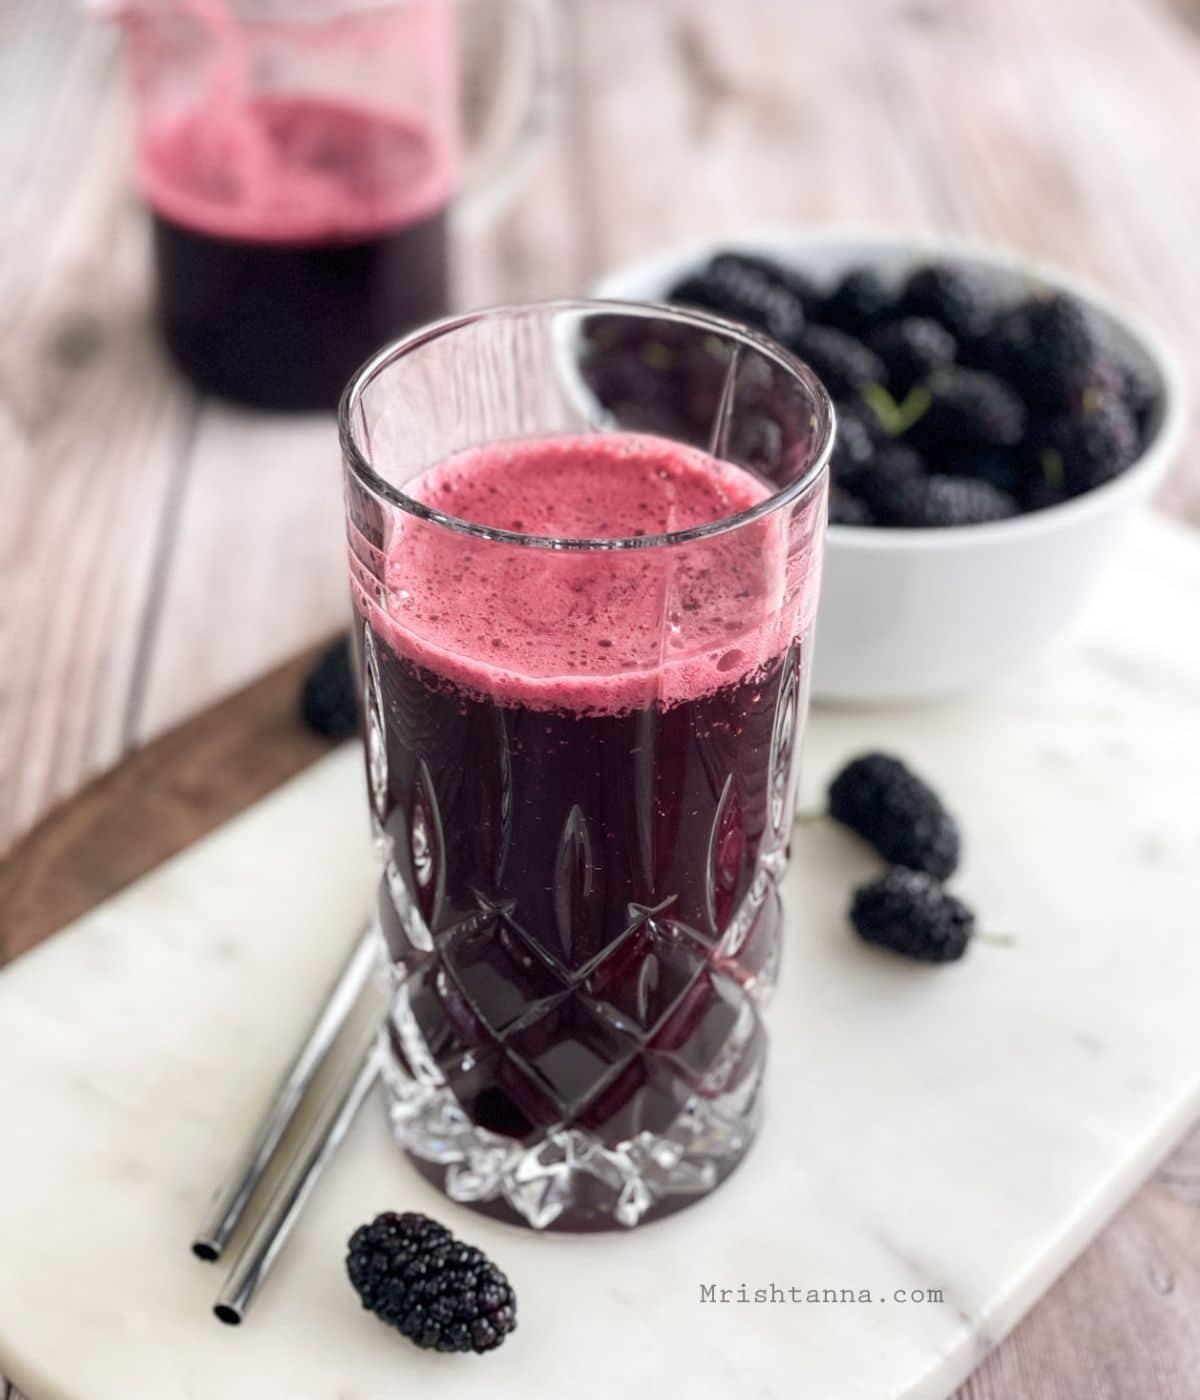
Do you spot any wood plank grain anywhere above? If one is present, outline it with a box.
[128,410,350,739]
[571,0,942,270]
[959,1131,1200,1398]
[0,2,197,848]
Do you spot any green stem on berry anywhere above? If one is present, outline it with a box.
[1040,447,1066,492]
[892,383,933,434]
[860,383,904,434]
[861,381,934,437]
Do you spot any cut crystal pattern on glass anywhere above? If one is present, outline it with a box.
[584,912,710,1036]
[768,645,800,838]
[379,808,777,1228]
[385,858,433,954]
[381,979,764,1229]
[362,622,387,833]
[707,774,745,937]
[370,639,810,1227]
[551,804,599,972]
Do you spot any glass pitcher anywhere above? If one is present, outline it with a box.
[95,0,556,409]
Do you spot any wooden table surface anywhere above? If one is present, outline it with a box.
[3,0,1200,1396]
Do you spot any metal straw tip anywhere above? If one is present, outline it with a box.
[189,925,379,1270]
[209,1045,381,1327]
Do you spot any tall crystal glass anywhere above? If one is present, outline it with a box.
[340,301,831,1229]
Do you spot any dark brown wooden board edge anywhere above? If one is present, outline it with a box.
[0,640,344,966]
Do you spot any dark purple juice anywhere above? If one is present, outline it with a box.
[355,434,818,1228]
[374,640,794,1138]
[150,206,447,410]
[140,96,452,410]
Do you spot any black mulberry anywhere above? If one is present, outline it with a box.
[829,752,961,878]
[851,867,975,963]
[346,1212,517,1354]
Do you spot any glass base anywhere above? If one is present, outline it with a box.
[378,984,765,1231]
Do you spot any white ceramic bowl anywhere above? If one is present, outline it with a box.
[593,230,1189,704]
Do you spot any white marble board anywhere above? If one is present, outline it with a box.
[2,512,1199,1400]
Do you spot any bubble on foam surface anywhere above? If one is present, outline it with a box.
[368,434,813,714]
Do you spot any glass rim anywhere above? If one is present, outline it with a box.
[338,298,835,553]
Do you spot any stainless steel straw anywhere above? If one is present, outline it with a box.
[192,923,379,1262]
[214,1036,382,1325]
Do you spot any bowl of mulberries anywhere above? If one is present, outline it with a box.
[591,232,1187,702]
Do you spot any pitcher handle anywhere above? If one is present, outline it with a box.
[454,0,560,233]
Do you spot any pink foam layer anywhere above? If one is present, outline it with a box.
[358,434,811,714]
[139,95,452,243]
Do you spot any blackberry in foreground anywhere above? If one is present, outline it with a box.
[900,262,992,341]
[301,635,358,741]
[851,867,975,963]
[822,268,895,332]
[347,1212,517,1354]
[797,325,887,398]
[829,752,961,878]
[915,368,1027,449]
[874,472,1018,528]
[867,317,957,394]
